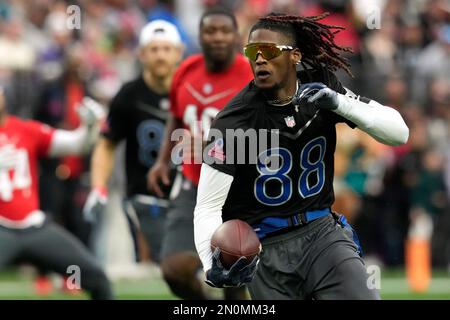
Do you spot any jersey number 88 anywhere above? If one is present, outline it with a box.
[254,136,326,206]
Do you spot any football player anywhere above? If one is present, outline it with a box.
[84,20,183,264]
[0,87,113,300]
[194,13,409,299]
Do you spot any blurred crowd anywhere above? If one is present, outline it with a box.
[0,0,449,268]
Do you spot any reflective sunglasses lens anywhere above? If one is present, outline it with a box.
[261,45,280,60]
[244,44,282,61]
[244,45,257,60]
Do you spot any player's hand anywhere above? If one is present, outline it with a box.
[147,161,171,198]
[293,82,339,110]
[77,97,106,127]
[205,247,259,288]
[83,187,108,223]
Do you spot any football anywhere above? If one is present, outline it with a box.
[210,219,261,269]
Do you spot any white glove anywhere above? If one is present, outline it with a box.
[83,187,108,223]
[77,97,106,127]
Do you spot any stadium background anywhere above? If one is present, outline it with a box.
[0,0,449,299]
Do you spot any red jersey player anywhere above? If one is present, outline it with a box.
[0,88,113,300]
[148,8,253,300]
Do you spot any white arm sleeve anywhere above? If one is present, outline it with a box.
[334,90,409,146]
[194,163,234,273]
[48,126,92,157]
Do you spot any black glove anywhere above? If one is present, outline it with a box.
[205,247,259,288]
[293,82,339,110]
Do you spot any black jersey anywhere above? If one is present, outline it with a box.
[205,70,357,225]
[102,76,172,197]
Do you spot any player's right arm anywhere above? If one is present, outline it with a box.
[90,138,116,191]
[194,163,234,272]
[195,163,259,288]
[194,99,260,286]
[83,86,129,223]
[82,138,116,223]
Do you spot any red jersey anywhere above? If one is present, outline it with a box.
[0,116,54,221]
[170,53,253,184]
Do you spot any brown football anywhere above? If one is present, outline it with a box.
[210,219,261,269]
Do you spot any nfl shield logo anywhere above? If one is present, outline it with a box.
[284,116,296,127]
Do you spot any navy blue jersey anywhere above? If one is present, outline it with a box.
[204,69,357,225]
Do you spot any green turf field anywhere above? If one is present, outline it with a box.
[0,269,449,300]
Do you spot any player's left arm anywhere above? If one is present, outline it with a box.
[295,83,410,146]
[48,97,106,157]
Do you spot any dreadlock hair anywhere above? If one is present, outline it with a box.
[249,12,353,77]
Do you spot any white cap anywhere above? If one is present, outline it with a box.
[139,20,182,47]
